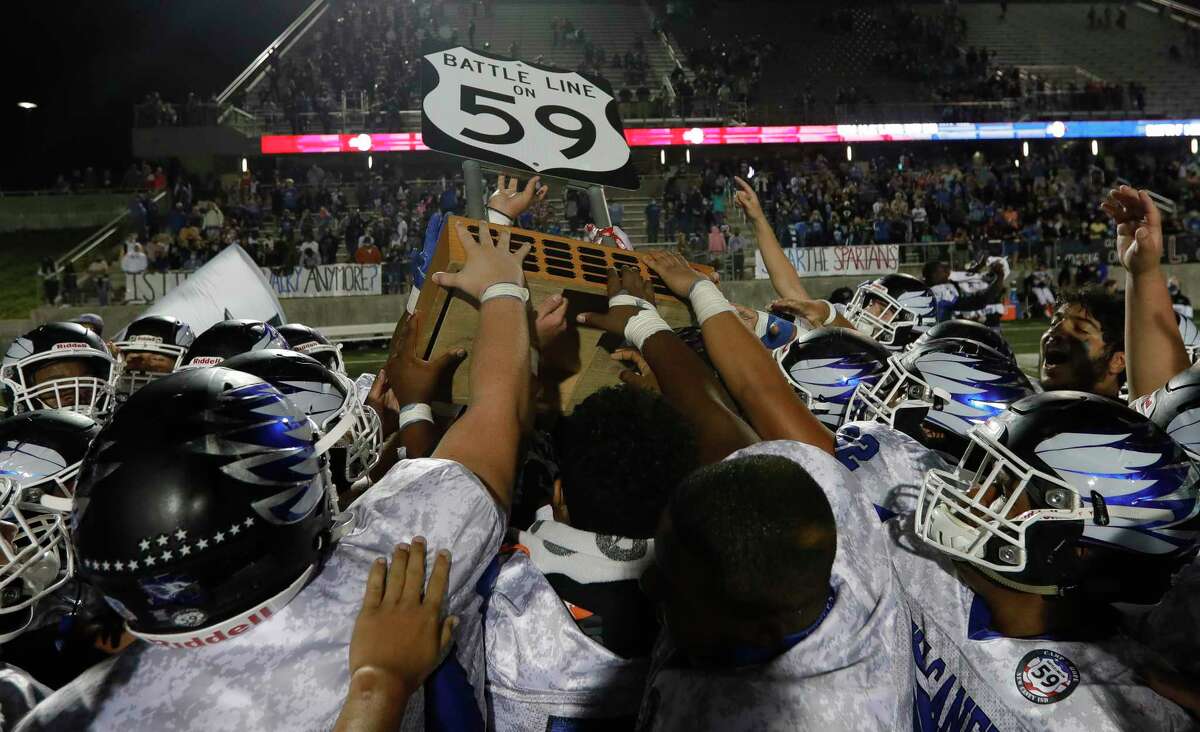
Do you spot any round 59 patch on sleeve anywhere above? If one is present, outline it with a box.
[1014,649,1080,705]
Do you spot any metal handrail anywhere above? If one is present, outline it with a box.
[216,0,330,106]
[54,190,168,272]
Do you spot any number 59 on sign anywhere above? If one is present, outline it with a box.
[421,46,640,190]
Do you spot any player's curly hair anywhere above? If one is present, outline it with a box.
[1057,285,1125,357]
[556,385,698,539]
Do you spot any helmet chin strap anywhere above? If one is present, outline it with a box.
[977,566,1063,597]
[313,408,357,454]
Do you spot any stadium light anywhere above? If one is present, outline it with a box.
[240,158,248,174]
[16,101,37,110]
[1021,141,1029,158]
[685,148,691,164]
[367,154,373,170]
[846,145,853,162]
[1091,139,1099,156]
[659,148,665,166]
[1193,138,1198,155]
[1014,159,1020,168]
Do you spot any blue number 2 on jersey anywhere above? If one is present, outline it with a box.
[835,426,881,472]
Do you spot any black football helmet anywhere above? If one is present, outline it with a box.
[912,319,1014,361]
[0,477,75,642]
[918,392,1200,601]
[72,367,339,644]
[0,410,99,514]
[1132,366,1200,460]
[773,327,891,429]
[182,319,288,368]
[113,315,196,396]
[844,273,936,350]
[277,324,346,374]
[223,350,380,485]
[849,338,1036,459]
[1,322,120,420]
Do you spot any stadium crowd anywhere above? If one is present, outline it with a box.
[3,170,1200,730]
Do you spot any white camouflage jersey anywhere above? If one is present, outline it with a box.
[0,664,48,730]
[637,440,907,731]
[835,421,950,520]
[486,551,649,730]
[887,515,1195,731]
[17,458,505,732]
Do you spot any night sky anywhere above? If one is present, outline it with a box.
[2,0,308,190]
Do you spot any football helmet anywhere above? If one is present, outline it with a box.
[844,273,936,350]
[1132,366,1200,459]
[0,477,74,643]
[72,367,340,644]
[1178,312,1200,364]
[848,337,1036,458]
[277,323,346,374]
[0,410,99,513]
[1,322,119,419]
[917,391,1200,598]
[223,349,381,484]
[774,327,891,429]
[912,319,1014,361]
[113,315,196,396]
[182,319,288,368]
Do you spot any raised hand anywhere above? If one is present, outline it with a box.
[770,297,829,326]
[733,176,766,222]
[346,539,456,701]
[1101,185,1163,275]
[432,220,532,301]
[386,310,468,407]
[534,292,570,350]
[642,250,706,300]
[364,369,401,438]
[488,174,549,221]
[612,347,660,391]
[576,266,657,336]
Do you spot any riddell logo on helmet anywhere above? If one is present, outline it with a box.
[148,606,274,649]
[188,356,224,367]
[51,342,90,351]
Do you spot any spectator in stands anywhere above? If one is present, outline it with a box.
[60,261,79,307]
[38,257,59,306]
[356,237,383,265]
[728,228,745,280]
[88,256,111,307]
[201,202,224,239]
[707,225,726,268]
[300,247,322,270]
[646,198,661,242]
[609,200,624,227]
[121,243,149,277]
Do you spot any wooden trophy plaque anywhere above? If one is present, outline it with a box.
[411,216,711,412]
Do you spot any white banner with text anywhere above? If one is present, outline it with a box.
[125,263,381,304]
[754,245,900,279]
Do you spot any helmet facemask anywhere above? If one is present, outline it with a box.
[918,425,1123,595]
[848,358,945,436]
[845,284,917,347]
[3,350,119,421]
[0,479,74,642]
[292,342,346,375]
[114,338,188,396]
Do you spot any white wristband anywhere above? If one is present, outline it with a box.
[405,287,421,315]
[754,310,770,339]
[609,294,654,311]
[624,309,672,351]
[480,282,529,304]
[687,279,735,325]
[486,207,514,226]
[396,403,434,432]
[818,300,837,326]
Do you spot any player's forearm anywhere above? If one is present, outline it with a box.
[1126,269,1189,399]
[699,311,834,453]
[433,297,529,508]
[641,331,757,463]
[753,216,809,300]
[333,668,413,732]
